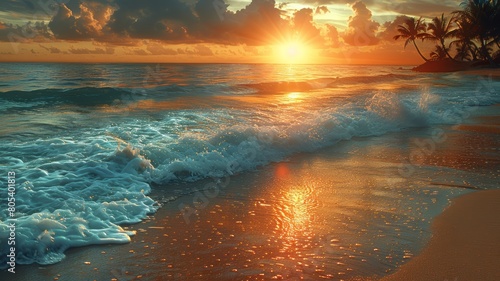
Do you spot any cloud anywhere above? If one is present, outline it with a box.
[49,2,112,40]
[227,0,290,45]
[192,0,291,45]
[68,46,114,54]
[293,0,460,15]
[128,48,149,56]
[342,1,380,46]
[107,0,197,41]
[3,0,441,55]
[377,15,412,41]
[187,45,214,56]
[146,44,180,55]
[0,21,52,42]
[196,0,228,24]
[0,0,326,46]
[378,0,462,16]
[41,0,290,46]
[325,24,340,47]
[315,6,330,15]
[39,44,63,53]
[0,0,58,14]
[292,8,323,44]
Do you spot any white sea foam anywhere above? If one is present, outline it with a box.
[0,137,156,267]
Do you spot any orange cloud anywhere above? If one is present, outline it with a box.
[292,8,323,45]
[343,1,380,46]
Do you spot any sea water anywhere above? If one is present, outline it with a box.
[0,63,499,268]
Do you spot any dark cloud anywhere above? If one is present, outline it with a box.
[43,0,290,45]
[342,1,379,46]
[107,0,197,41]
[0,21,52,42]
[195,0,228,24]
[49,2,112,40]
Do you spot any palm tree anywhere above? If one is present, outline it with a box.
[450,15,480,61]
[426,13,457,60]
[491,0,500,49]
[430,45,448,61]
[454,43,473,61]
[455,0,498,65]
[393,17,430,62]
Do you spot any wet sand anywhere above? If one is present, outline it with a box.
[379,109,500,281]
[380,189,500,281]
[2,108,499,280]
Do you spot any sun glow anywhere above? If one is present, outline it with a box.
[275,41,311,64]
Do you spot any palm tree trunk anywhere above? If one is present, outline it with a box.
[441,39,455,61]
[413,40,429,62]
[480,37,495,65]
[469,42,479,61]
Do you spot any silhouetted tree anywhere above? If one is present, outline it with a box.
[454,0,499,65]
[426,14,457,60]
[394,17,430,62]
[430,45,448,61]
[450,15,480,61]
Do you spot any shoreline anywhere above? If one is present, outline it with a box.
[379,105,500,281]
[1,106,498,280]
[380,189,500,281]
[412,59,500,75]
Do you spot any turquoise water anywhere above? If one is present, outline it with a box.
[0,63,499,270]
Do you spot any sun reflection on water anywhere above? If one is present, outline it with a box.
[273,181,318,255]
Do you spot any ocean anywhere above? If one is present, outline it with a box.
[0,63,499,278]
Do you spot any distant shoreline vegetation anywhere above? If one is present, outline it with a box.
[394,0,500,72]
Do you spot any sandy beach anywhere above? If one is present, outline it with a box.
[380,189,500,281]
[379,106,500,281]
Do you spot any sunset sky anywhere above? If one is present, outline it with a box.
[0,0,462,64]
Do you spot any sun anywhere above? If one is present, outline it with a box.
[275,41,310,64]
[286,43,300,57]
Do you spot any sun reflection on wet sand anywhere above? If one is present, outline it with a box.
[273,183,316,240]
